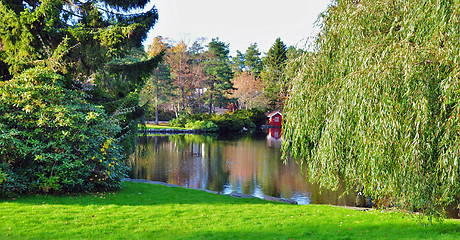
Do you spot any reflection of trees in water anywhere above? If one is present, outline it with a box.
[130,134,230,192]
[129,136,170,182]
[130,134,358,206]
[257,145,282,198]
[205,144,230,192]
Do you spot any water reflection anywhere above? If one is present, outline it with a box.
[129,131,358,205]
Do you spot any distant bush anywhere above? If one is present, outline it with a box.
[168,109,266,132]
[211,114,245,132]
[169,117,187,128]
[169,113,213,128]
[233,108,267,128]
[0,68,128,196]
[185,120,219,131]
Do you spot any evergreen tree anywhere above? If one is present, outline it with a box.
[204,38,234,114]
[244,43,263,77]
[261,38,288,110]
[0,0,159,82]
[286,46,305,60]
[231,50,246,73]
[0,0,162,144]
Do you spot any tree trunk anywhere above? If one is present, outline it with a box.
[155,83,159,125]
[198,89,202,113]
[208,92,213,115]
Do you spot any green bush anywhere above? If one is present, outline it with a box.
[169,111,265,132]
[205,121,220,132]
[185,120,219,131]
[169,117,186,128]
[169,113,214,128]
[0,68,128,196]
[233,108,267,128]
[211,114,245,132]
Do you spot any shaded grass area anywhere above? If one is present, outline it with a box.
[1,182,460,239]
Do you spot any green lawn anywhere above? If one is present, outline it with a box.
[1,182,460,239]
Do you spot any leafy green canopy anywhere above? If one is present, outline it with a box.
[283,0,460,218]
[0,0,160,194]
[0,67,127,195]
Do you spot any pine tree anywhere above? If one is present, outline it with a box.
[0,0,159,81]
[231,50,246,73]
[261,38,288,110]
[203,38,234,114]
[244,43,263,77]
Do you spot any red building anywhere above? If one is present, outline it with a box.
[267,111,283,127]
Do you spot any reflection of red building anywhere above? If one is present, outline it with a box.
[269,128,282,139]
[267,111,282,127]
[267,128,282,149]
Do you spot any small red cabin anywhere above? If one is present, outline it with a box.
[267,111,283,127]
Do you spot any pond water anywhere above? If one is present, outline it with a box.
[128,130,359,206]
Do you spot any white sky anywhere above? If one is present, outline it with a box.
[143,0,333,56]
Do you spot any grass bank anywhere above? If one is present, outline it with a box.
[1,182,460,239]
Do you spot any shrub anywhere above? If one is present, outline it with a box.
[205,121,220,132]
[211,114,245,132]
[169,111,264,132]
[233,108,267,128]
[169,117,186,128]
[185,120,219,131]
[0,68,128,196]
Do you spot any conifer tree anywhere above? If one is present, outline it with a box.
[203,38,234,114]
[244,43,263,77]
[261,38,288,110]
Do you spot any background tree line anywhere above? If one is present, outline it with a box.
[141,36,304,123]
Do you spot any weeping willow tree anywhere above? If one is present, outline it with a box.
[283,0,460,218]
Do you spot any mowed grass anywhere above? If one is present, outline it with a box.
[1,182,460,239]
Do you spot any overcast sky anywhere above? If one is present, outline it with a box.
[143,0,333,56]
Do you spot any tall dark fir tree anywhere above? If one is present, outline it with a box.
[262,37,288,110]
[203,38,234,114]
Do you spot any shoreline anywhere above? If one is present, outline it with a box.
[123,178,298,204]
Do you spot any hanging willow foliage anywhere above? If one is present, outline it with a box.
[283,0,460,218]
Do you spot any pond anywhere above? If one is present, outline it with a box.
[128,129,360,206]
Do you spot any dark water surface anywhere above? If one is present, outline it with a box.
[129,131,358,205]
